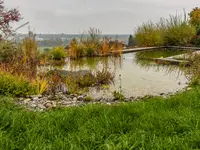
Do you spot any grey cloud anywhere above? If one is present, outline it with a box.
[4,0,200,34]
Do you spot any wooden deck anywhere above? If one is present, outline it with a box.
[154,58,189,65]
[120,46,165,53]
[118,46,200,54]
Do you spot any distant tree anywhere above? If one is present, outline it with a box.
[0,0,21,38]
[189,7,200,26]
[189,7,200,35]
[128,34,135,47]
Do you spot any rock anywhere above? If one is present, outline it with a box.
[38,104,46,109]
[19,98,24,101]
[160,93,165,96]
[187,87,192,91]
[31,95,42,98]
[62,101,73,105]
[44,102,53,108]
[73,97,78,101]
[77,95,84,101]
[129,96,135,100]
[43,97,48,101]
[106,102,111,105]
[95,97,102,102]
[124,98,130,102]
[30,103,37,108]
[68,95,74,99]
[24,98,31,104]
[33,97,39,101]
[52,101,57,107]
[63,97,72,102]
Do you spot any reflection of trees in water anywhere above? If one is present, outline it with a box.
[68,56,122,72]
[135,49,187,60]
[134,51,188,79]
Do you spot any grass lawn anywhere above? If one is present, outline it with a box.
[1,88,200,149]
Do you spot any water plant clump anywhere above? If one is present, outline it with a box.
[68,28,123,59]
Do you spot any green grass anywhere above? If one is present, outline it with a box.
[1,88,200,149]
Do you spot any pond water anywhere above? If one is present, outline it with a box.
[60,49,188,98]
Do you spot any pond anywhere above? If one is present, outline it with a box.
[59,49,188,98]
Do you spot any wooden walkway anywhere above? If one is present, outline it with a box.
[153,58,189,65]
[118,46,200,54]
[120,46,165,53]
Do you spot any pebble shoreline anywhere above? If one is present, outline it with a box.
[16,87,192,112]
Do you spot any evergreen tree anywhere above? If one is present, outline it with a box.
[128,35,135,47]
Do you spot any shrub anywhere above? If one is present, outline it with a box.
[84,96,93,102]
[0,41,18,62]
[49,46,66,60]
[190,36,200,47]
[85,47,95,56]
[95,69,115,85]
[135,12,196,46]
[164,23,196,46]
[0,72,37,97]
[135,21,164,46]
[113,90,125,101]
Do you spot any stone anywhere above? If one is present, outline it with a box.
[24,98,31,104]
[124,98,130,102]
[44,102,53,108]
[106,102,111,105]
[31,95,42,98]
[33,97,39,101]
[19,98,24,101]
[77,95,84,101]
[52,101,57,107]
[95,97,102,102]
[62,101,73,105]
[160,93,165,96]
[38,104,46,109]
[73,97,78,101]
[187,87,192,91]
[30,103,37,108]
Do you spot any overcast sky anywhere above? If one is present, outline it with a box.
[5,0,200,34]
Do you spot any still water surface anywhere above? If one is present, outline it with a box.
[61,49,188,98]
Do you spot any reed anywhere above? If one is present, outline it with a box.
[135,12,196,46]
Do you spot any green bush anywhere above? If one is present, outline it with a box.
[49,46,66,60]
[85,47,95,56]
[191,36,200,47]
[135,21,164,46]
[135,12,196,46]
[164,24,196,46]
[0,41,18,62]
[0,73,37,97]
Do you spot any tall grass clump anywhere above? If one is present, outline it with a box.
[49,46,66,60]
[0,72,37,96]
[135,11,196,46]
[135,21,164,46]
[163,13,196,46]
[0,31,39,79]
[68,28,123,59]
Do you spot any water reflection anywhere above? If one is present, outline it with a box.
[56,49,189,97]
[63,56,123,72]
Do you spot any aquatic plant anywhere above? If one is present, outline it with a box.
[68,28,123,58]
[95,69,115,85]
[49,46,66,60]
